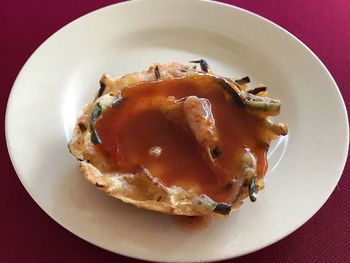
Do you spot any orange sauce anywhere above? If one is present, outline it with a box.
[95,75,268,203]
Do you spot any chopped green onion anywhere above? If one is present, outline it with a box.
[97,80,106,98]
[154,65,161,79]
[210,146,222,159]
[213,202,232,215]
[247,86,267,95]
[235,76,250,85]
[189,59,209,72]
[249,177,258,202]
[90,102,102,144]
[217,78,245,108]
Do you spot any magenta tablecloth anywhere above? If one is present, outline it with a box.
[1,1,349,262]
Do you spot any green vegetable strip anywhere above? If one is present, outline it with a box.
[213,202,232,215]
[249,177,257,202]
[90,102,102,144]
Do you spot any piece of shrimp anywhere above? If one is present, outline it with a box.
[183,96,218,158]
[182,96,234,186]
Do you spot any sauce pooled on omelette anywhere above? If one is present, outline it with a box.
[94,74,269,204]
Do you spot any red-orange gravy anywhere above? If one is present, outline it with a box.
[94,75,268,203]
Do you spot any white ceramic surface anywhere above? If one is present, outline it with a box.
[5,0,349,262]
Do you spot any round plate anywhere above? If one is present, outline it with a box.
[5,0,348,262]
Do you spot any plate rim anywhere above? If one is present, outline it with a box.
[5,0,349,262]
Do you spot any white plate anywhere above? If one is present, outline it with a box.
[6,0,349,262]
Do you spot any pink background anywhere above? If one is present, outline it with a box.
[1,0,349,262]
